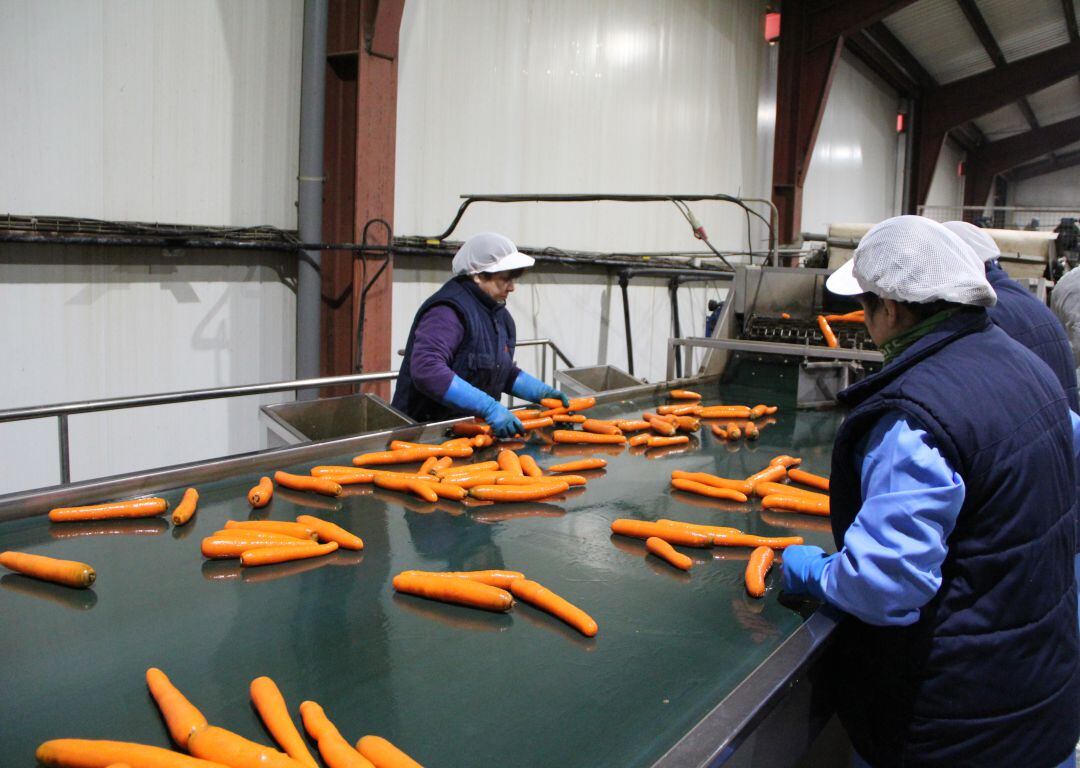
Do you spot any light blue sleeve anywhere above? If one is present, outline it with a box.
[1071,410,1080,467]
[809,412,965,626]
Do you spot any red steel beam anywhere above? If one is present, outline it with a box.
[805,0,918,51]
[1007,147,1080,182]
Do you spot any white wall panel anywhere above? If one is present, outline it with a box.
[801,52,901,234]
[1010,165,1080,208]
[0,0,302,227]
[925,140,966,211]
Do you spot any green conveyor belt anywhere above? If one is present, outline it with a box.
[1,383,842,767]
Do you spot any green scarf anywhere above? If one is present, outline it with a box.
[880,307,960,364]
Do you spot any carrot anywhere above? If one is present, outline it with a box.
[201,534,315,559]
[309,467,375,484]
[470,481,569,502]
[744,422,760,440]
[628,433,650,447]
[274,472,342,497]
[582,418,621,435]
[427,482,467,501]
[392,571,514,612]
[726,422,742,440]
[825,310,864,322]
[497,474,586,487]
[670,478,748,502]
[781,312,792,319]
[761,494,831,516]
[769,454,802,468]
[418,456,439,475]
[433,456,453,472]
[614,420,651,432]
[296,515,364,550]
[645,536,693,571]
[298,700,344,742]
[298,701,375,768]
[538,407,569,418]
[752,481,829,502]
[657,404,700,416]
[353,446,472,466]
[518,455,543,478]
[510,578,598,637]
[698,405,752,419]
[0,551,95,588]
[669,389,702,400]
[787,468,830,491]
[388,440,434,451]
[435,461,499,477]
[497,449,523,476]
[552,414,586,424]
[145,668,208,749]
[674,416,700,432]
[671,470,752,495]
[519,417,554,431]
[746,464,788,485]
[745,546,775,597]
[711,424,728,440]
[406,480,438,503]
[539,398,565,409]
[657,519,742,537]
[36,739,226,768]
[713,533,804,549]
[817,315,839,348]
[764,405,779,415]
[610,519,713,548]
[397,569,524,590]
[250,676,318,768]
[224,520,317,540]
[750,404,769,419]
[355,735,423,768]
[172,488,199,526]
[471,434,494,447]
[566,396,597,411]
[436,470,510,489]
[647,435,689,448]
[48,497,167,522]
[552,430,625,444]
[241,541,338,567]
[370,473,429,495]
[512,409,542,420]
[451,422,490,437]
[188,725,304,768]
[211,529,311,543]
[548,458,606,472]
[643,415,677,436]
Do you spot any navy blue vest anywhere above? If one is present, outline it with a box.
[828,309,1079,767]
[986,261,1079,411]
[392,277,516,422]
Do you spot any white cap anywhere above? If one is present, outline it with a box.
[942,220,1001,263]
[826,215,996,306]
[451,232,535,276]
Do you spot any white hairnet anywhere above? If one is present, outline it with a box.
[451,232,535,276]
[826,215,997,306]
[942,220,1001,263]
[1051,267,1080,367]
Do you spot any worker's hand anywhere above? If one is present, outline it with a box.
[482,403,525,438]
[442,375,523,436]
[781,545,829,597]
[510,371,569,407]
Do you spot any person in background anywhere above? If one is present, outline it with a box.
[1052,266,1080,375]
[391,232,569,436]
[782,216,1079,768]
[944,219,1079,411]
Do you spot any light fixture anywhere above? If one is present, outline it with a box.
[765,12,781,44]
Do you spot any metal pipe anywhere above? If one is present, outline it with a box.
[296,0,329,394]
[619,273,634,376]
[669,280,683,378]
[0,230,388,253]
[57,414,70,484]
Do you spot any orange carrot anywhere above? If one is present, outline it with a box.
[761,494,831,516]
[519,417,554,431]
[274,471,342,497]
[744,422,760,440]
[746,464,787,485]
[432,456,453,472]
[628,433,651,447]
[726,422,742,440]
[497,474,586,487]
[451,421,490,437]
[671,470,752,495]
[296,515,364,550]
[817,315,839,348]
[0,551,95,588]
[392,571,514,612]
[512,409,542,420]
[418,456,439,475]
[749,404,769,419]
[643,415,677,436]
[435,461,499,477]
[552,430,625,445]
[674,416,700,432]
[582,418,621,435]
[769,454,802,468]
[355,735,423,768]
[698,405,752,419]
[36,740,224,768]
[406,480,439,503]
[397,569,524,590]
[250,676,318,768]
[645,536,692,571]
[171,488,199,526]
[548,458,606,472]
[49,497,167,522]
[670,478,748,502]
[713,533,804,549]
[471,434,494,447]
[657,404,700,416]
[669,389,702,400]
[752,481,829,502]
[610,519,713,548]
[781,312,792,319]
[145,667,208,749]
[510,578,598,637]
[552,414,586,424]
[518,455,542,477]
[427,482,467,501]
[201,534,315,559]
[241,541,338,567]
[539,397,566,409]
[211,529,312,542]
[565,396,597,411]
[188,725,304,768]
[497,449,523,476]
[656,519,742,537]
[615,420,651,431]
[309,467,375,484]
[647,435,689,448]
[436,470,510,489]
[298,701,374,768]
[711,424,728,440]
[370,473,431,495]
[224,520,317,540]
[787,468,830,491]
[470,481,569,502]
[354,446,473,466]
[745,546,775,597]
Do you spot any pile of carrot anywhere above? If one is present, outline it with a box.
[36,667,424,768]
[665,456,830,516]
[200,514,363,570]
[392,568,598,637]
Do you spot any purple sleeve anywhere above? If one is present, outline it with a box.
[503,365,523,395]
[410,305,465,400]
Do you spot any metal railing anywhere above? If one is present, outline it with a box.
[0,339,574,486]
[919,205,1080,232]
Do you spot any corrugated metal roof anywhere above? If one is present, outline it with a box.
[978,0,1071,63]
[974,103,1033,139]
[883,0,996,84]
[1027,79,1080,126]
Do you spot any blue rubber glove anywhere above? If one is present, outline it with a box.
[510,370,570,407]
[781,545,832,600]
[442,375,524,437]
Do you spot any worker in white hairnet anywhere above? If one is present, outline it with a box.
[391,232,569,435]
[1052,266,1080,372]
[781,216,1080,768]
[944,220,1078,411]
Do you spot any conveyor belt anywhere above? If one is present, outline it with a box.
[742,314,874,350]
[0,383,842,767]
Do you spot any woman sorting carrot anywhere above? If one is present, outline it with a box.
[391,232,569,436]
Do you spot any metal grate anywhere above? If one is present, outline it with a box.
[741,314,875,350]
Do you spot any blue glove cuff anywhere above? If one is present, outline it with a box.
[509,371,550,403]
[443,375,499,416]
[781,545,832,600]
